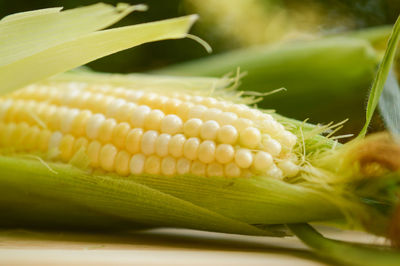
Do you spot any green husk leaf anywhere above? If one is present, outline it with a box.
[379,70,400,135]
[0,155,282,236]
[289,223,400,266]
[0,3,144,66]
[0,4,197,94]
[359,15,400,137]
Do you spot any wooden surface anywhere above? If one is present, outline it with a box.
[0,227,386,265]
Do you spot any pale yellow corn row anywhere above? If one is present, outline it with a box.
[0,82,299,179]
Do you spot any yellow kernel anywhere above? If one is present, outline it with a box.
[215,144,234,164]
[71,110,92,136]
[198,140,216,164]
[191,161,206,176]
[13,122,30,148]
[278,160,299,177]
[183,118,202,138]
[240,127,261,148]
[217,125,238,144]
[59,134,75,162]
[144,109,164,130]
[115,151,131,176]
[176,158,191,175]
[24,125,40,150]
[235,149,253,168]
[224,162,241,178]
[144,155,161,175]
[130,105,150,128]
[155,133,171,157]
[200,120,219,140]
[164,98,181,114]
[183,137,200,160]
[161,156,177,176]
[141,130,158,155]
[73,137,89,154]
[125,128,143,154]
[168,134,186,158]
[87,140,102,168]
[188,105,207,120]
[129,154,146,174]
[98,118,117,143]
[207,163,224,177]
[253,151,273,171]
[0,99,13,120]
[176,102,194,121]
[49,107,68,130]
[112,122,130,149]
[161,114,183,135]
[99,143,118,172]
[38,129,51,152]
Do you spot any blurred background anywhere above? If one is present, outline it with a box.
[1,0,400,135]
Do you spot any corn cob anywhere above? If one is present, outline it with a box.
[0,81,300,180]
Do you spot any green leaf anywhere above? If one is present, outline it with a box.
[289,223,400,266]
[359,15,400,138]
[0,4,197,94]
[0,155,282,236]
[379,70,400,135]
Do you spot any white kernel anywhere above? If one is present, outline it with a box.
[161,114,183,135]
[106,98,126,117]
[262,136,282,156]
[207,163,224,177]
[202,108,222,121]
[233,118,253,133]
[131,105,151,128]
[261,120,283,136]
[279,131,297,149]
[168,134,186,157]
[266,164,283,179]
[48,131,63,151]
[200,120,219,140]
[130,154,146,174]
[188,105,207,119]
[240,127,261,148]
[217,112,238,126]
[183,137,200,160]
[176,158,191,175]
[234,149,253,168]
[155,133,171,157]
[144,109,164,130]
[278,160,299,177]
[225,163,241,178]
[61,109,79,133]
[161,156,176,176]
[253,151,273,171]
[183,118,202,137]
[86,113,106,139]
[215,144,234,164]
[202,97,218,107]
[141,130,158,155]
[198,140,216,164]
[217,125,238,144]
